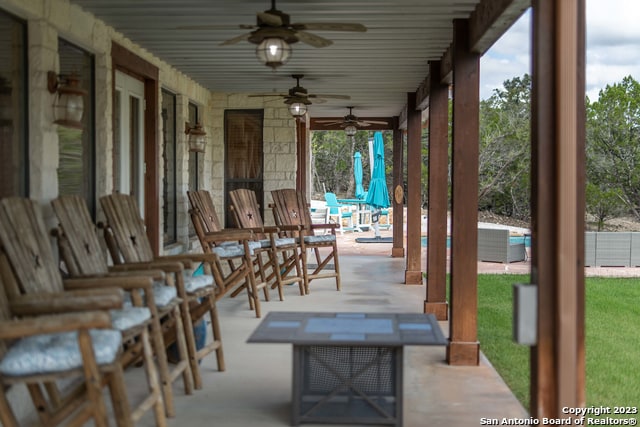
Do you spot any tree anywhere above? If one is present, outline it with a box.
[586,75,640,220]
[478,74,531,219]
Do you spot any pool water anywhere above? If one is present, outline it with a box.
[421,235,531,248]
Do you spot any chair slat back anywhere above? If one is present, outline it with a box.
[187,190,223,233]
[0,198,65,297]
[100,194,154,263]
[52,195,109,276]
[229,189,265,238]
[270,189,312,238]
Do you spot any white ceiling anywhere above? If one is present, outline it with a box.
[70,0,527,120]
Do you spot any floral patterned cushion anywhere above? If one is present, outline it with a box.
[183,273,215,293]
[258,237,296,248]
[109,306,151,331]
[124,283,178,309]
[211,241,261,258]
[0,329,122,376]
[304,235,337,244]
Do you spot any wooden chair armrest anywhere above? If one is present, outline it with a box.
[153,255,195,269]
[109,260,185,273]
[0,311,113,340]
[9,289,124,317]
[106,268,166,282]
[201,229,255,242]
[64,274,154,291]
[310,223,339,230]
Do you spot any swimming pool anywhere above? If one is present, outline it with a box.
[421,235,530,248]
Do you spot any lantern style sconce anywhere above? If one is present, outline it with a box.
[185,122,207,153]
[344,125,358,137]
[47,71,87,130]
[255,37,292,69]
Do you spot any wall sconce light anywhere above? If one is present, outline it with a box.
[185,122,207,153]
[47,71,87,129]
[345,125,358,137]
[255,37,292,69]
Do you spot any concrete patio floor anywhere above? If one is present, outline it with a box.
[121,228,530,427]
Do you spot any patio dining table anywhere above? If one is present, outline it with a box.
[336,198,371,231]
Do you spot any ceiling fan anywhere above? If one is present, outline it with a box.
[316,107,388,135]
[219,0,367,68]
[250,74,350,116]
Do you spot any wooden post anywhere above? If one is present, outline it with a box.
[530,0,586,416]
[296,117,308,193]
[391,119,405,258]
[424,61,449,320]
[447,19,480,365]
[405,92,423,284]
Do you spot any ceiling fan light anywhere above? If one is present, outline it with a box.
[256,38,291,69]
[289,102,307,117]
[345,125,358,137]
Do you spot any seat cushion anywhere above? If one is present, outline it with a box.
[0,329,122,376]
[109,306,151,331]
[304,235,337,244]
[211,240,261,258]
[125,283,178,309]
[258,237,296,248]
[183,273,215,293]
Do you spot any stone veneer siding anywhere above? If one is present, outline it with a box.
[0,0,298,250]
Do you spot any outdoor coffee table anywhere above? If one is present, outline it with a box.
[247,311,446,426]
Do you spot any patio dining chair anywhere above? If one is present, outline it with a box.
[228,188,304,300]
[0,197,166,427]
[270,189,341,294]
[51,195,193,417]
[324,192,355,234]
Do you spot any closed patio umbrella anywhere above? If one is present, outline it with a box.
[365,132,390,238]
[354,151,365,199]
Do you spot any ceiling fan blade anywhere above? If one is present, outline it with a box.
[293,23,367,32]
[308,94,351,100]
[248,93,288,97]
[219,32,252,46]
[258,11,283,26]
[316,120,345,125]
[294,31,333,48]
[362,120,389,125]
[356,121,373,127]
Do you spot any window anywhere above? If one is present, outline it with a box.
[0,10,27,198]
[161,89,177,245]
[57,39,95,216]
[188,102,199,191]
[188,102,200,237]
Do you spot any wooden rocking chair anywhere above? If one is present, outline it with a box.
[0,197,166,427]
[51,195,193,418]
[228,188,304,299]
[270,189,342,294]
[0,287,120,427]
[186,190,271,311]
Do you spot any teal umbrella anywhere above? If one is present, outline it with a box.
[354,152,365,199]
[365,132,389,237]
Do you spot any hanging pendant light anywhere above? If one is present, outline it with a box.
[255,37,292,69]
[289,101,307,117]
[345,125,358,137]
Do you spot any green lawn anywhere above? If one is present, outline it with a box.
[477,274,640,411]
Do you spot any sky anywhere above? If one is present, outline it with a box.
[479,0,640,100]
